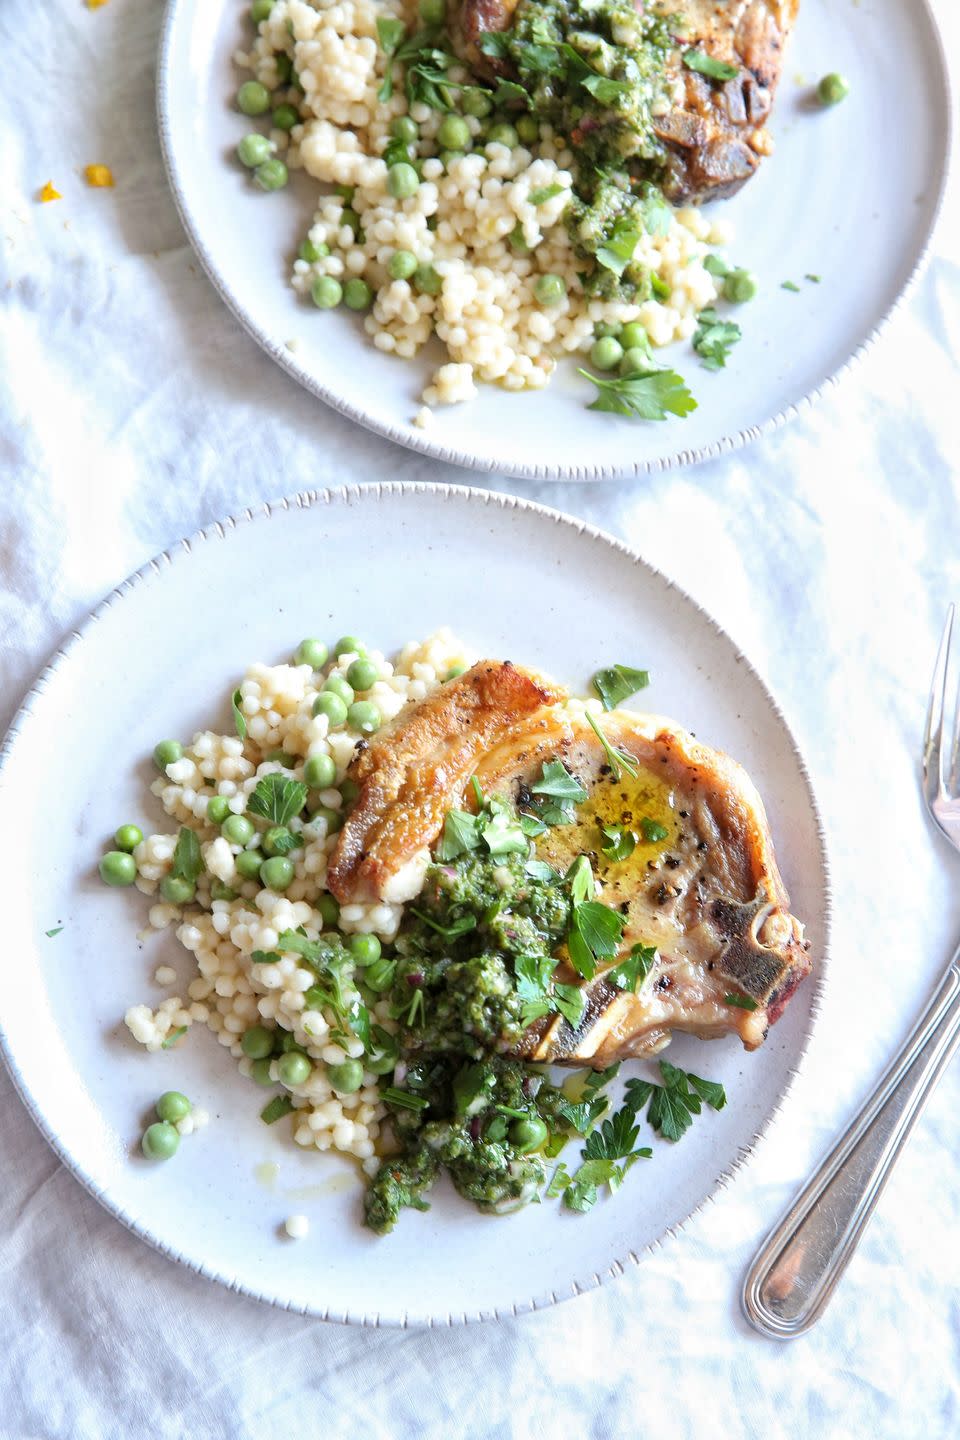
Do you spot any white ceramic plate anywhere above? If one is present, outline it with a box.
[0,485,828,1324]
[157,0,951,479]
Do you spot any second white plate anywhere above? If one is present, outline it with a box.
[157,0,951,478]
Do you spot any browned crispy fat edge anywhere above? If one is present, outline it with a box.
[326,660,566,903]
[451,0,520,73]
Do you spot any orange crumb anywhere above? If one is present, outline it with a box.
[84,164,115,188]
[39,182,62,203]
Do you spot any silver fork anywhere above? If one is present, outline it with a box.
[741,605,960,1339]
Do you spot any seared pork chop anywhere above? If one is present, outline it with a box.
[475,708,810,1059]
[329,663,810,1061]
[453,0,799,203]
[654,0,800,202]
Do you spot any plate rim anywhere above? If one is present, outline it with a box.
[155,0,954,481]
[0,481,831,1325]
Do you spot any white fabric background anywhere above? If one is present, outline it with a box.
[2,1,959,1436]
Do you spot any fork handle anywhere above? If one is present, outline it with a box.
[742,952,960,1338]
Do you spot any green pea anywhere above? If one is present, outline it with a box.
[279,1030,306,1054]
[419,0,445,21]
[317,894,340,927]
[235,849,264,879]
[387,163,419,199]
[365,1030,400,1075]
[207,796,231,825]
[594,321,621,339]
[262,825,297,856]
[463,90,492,118]
[311,275,342,309]
[413,264,441,295]
[153,739,183,771]
[295,637,329,668]
[141,1121,180,1160]
[251,0,274,21]
[251,1057,275,1086]
[274,53,293,84]
[510,1115,548,1153]
[387,249,418,281]
[619,347,652,378]
[590,336,623,371]
[304,752,336,789]
[237,80,271,116]
[343,277,373,311]
[99,851,136,887]
[278,1051,312,1087]
[487,123,518,149]
[254,157,288,191]
[156,1091,191,1124]
[327,1059,364,1094]
[391,115,419,143]
[346,657,378,691]
[298,238,329,263]
[534,273,565,306]
[210,880,238,902]
[437,114,470,151]
[516,115,539,145]
[817,71,849,106]
[241,1024,275,1059]
[347,701,380,735]
[333,635,366,658]
[272,103,299,131]
[160,875,196,905]
[619,322,647,351]
[349,933,381,966]
[362,956,396,992]
[723,268,758,304]
[323,674,355,706]
[311,805,343,834]
[444,663,467,680]
[313,692,348,726]
[237,132,273,168]
[260,856,294,892]
[114,824,143,853]
[339,778,360,806]
[222,814,254,846]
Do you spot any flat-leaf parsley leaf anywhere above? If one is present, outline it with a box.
[578,367,697,422]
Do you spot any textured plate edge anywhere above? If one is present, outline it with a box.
[0,481,832,1326]
[154,0,954,482]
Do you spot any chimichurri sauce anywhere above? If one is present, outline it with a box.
[482,0,676,297]
[364,841,574,1232]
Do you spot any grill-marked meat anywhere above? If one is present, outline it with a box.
[328,662,810,1060]
[453,0,799,204]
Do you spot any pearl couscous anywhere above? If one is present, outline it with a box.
[117,629,473,1170]
[232,0,741,413]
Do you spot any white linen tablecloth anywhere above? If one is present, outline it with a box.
[2,1,959,1435]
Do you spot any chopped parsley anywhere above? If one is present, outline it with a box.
[692,308,742,370]
[625,1059,727,1142]
[640,817,668,844]
[45,926,63,938]
[592,663,650,710]
[682,49,740,82]
[170,826,203,885]
[161,1025,187,1050]
[260,1094,295,1125]
[586,710,640,781]
[578,367,697,421]
[231,688,247,741]
[723,992,759,1011]
[247,773,308,827]
[600,822,636,862]
[605,943,656,993]
[781,280,801,293]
